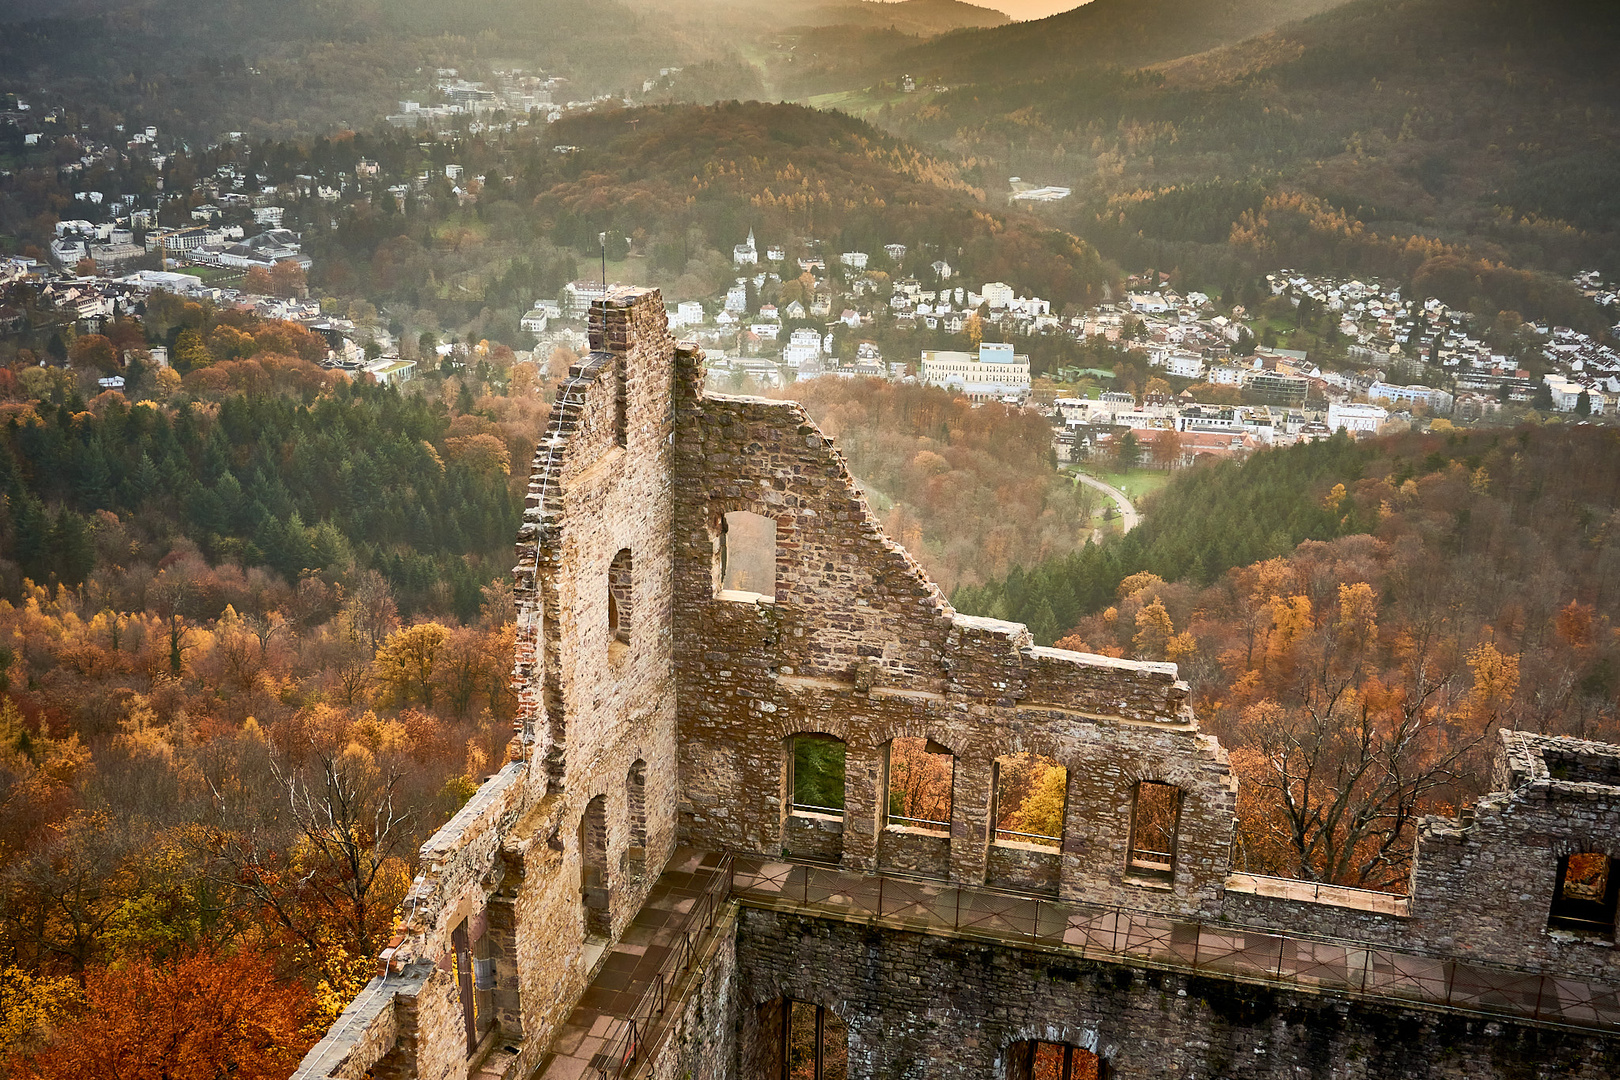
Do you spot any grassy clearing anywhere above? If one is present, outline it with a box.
[1073,466,1174,502]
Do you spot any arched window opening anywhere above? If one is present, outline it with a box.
[579,795,611,939]
[790,735,846,817]
[1549,851,1619,934]
[993,752,1067,848]
[1128,780,1182,879]
[607,548,633,659]
[780,1000,848,1080]
[886,737,953,832]
[1007,1040,1105,1080]
[718,510,776,601]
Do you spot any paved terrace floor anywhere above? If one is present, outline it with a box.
[533,851,729,1080]
[731,857,1620,1033]
[531,852,1620,1080]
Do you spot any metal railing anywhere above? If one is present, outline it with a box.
[790,803,846,817]
[592,855,735,1080]
[729,857,1620,1034]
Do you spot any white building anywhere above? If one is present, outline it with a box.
[671,300,705,329]
[1368,381,1454,412]
[1327,401,1388,434]
[981,282,1015,309]
[920,342,1031,402]
[840,251,868,270]
[733,229,758,267]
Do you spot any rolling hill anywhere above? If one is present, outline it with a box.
[872,0,1620,320]
[775,0,1348,95]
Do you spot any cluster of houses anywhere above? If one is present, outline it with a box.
[386,67,631,135]
[0,259,418,388]
[580,231,1620,468]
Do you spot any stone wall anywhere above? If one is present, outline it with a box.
[670,372,1237,919]
[297,291,1620,1080]
[732,907,1620,1080]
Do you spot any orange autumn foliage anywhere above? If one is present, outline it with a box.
[9,948,311,1080]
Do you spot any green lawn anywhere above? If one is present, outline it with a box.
[1073,466,1173,502]
[803,87,922,119]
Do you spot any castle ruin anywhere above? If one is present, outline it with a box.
[295,288,1620,1080]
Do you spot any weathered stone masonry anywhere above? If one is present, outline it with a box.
[294,288,1620,1080]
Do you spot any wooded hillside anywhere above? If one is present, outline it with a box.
[959,425,1620,887]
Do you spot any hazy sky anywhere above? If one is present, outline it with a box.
[985,0,1089,19]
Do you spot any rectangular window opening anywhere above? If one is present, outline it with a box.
[1009,1040,1104,1080]
[719,510,777,601]
[782,1000,848,1080]
[993,752,1066,848]
[791,735,846,816]
[887,737,953,832]
[1549,851,1619,934]
[1128,780,1181,878]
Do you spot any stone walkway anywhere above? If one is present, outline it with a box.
[533,850,728,1080]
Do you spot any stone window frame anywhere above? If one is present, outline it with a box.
[786,732,848,820]
[776,998,849,1080]
[607,547,633,663]
[1005,1039,1107,1080]
[1126,779,1183,882]
[990,751,1068,850]
[715,509,778,603]
[579,794,611,940]
[1547,849,1620,936]
[883,736,955,834]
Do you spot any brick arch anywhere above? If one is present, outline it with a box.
[863,719,960,757]
[995,1023,1114,1080]
[765,714,860,745]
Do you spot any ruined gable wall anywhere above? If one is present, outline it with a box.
[1403,731,1620,979]
[670,358,1236,917]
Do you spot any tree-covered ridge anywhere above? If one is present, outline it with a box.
[0,382,518,619]
[955,424,1620,647]
[540,103,1111,308]
[0,0,691,139]
[952,432,1373,642]
[870,0,1619,322]
[874,0,1348,89]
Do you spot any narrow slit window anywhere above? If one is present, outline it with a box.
[791,735,846,816]
[1128,780,1182,878]
[579,795,610,939]
[1549,851,1619,934]
[887,737,953,832]
[993,752,1066,848]
[719,510,776,600]
[607,548,632,654]
[626,759,647,849]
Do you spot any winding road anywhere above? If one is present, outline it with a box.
[1074,472,1141,535]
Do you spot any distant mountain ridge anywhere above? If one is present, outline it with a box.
[798,0,1012,33]
[878,0,1348,83]
[876,0,1620,324]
